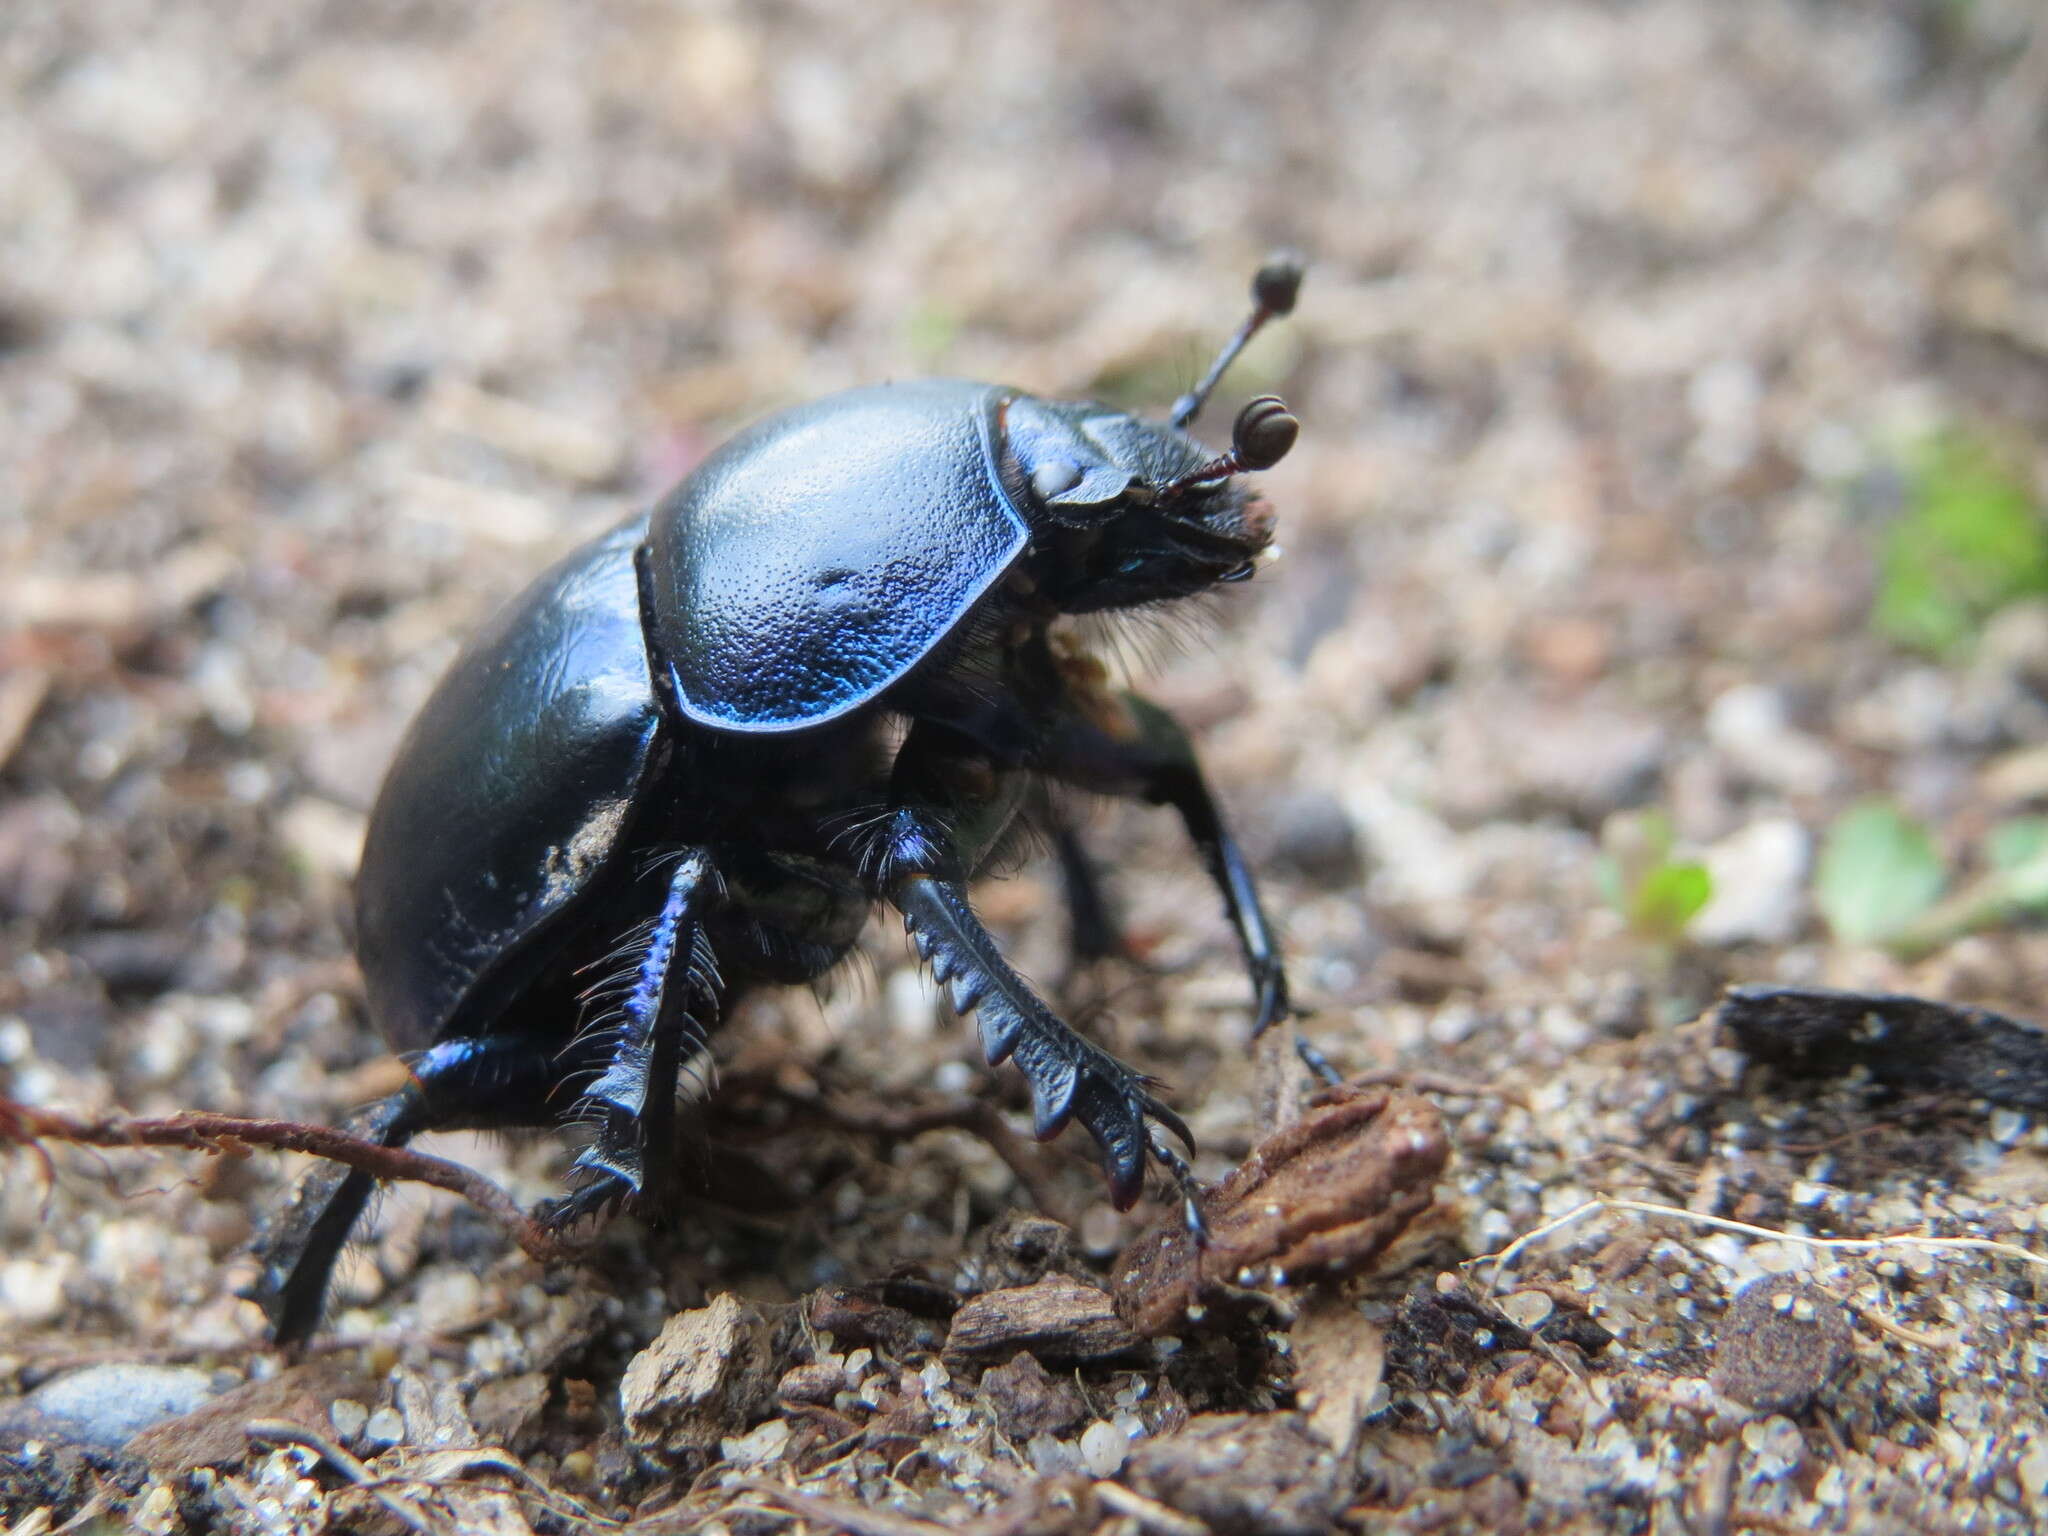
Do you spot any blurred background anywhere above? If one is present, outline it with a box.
[6,0,2048,1526]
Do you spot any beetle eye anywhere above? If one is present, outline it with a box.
[1031,459,1083,501]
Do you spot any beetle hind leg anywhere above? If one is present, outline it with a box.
[1050,815,1128,971]
[551,848,722,1225]
[250,1031,567,1344]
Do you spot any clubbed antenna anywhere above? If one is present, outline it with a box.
[1161,395,1300,494]
[1168,251,1306,430]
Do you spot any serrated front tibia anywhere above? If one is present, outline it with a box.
[1098,1115,1147,1209]
[948,973,988,1014]
[977,1000,1025,1066]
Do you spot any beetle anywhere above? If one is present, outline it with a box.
[254,256,1309,1343]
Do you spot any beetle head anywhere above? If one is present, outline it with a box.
[1003,252,1304,613]
[1004,393,1296,611]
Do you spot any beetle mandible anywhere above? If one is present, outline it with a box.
[254,256,1309,1342]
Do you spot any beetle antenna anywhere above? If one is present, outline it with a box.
[1168,251,1304,430]
[1161,394,1299,493]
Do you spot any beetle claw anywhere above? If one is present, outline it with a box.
[1140,1093,1196,1160]
[1249,967,1290,1038]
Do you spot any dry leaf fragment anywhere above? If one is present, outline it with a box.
[1112,1087,1449,1336]
[1289,1292,1386,1458]
[1120,1412,1342,1536]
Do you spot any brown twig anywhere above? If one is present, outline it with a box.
[0,1097,570,1263]
[1344,1067,1530,1108]
[725,1477,953,1536]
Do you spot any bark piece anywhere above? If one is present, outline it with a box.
[620,1293,776,1464]
[966,1212,1090,1291]
[1290,1292,1386,1458]
[807,1285,946,1355]
[944,1274,1142,1363]
[467,1372,550,1454]
[1721,984,2048,1109]
[978,1351,1088,1439]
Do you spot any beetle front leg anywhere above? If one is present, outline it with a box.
[869,804,1192,1209]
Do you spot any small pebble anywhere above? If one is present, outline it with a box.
[362,1406,406,1447]
[2018,1441,2048,1501]
[1080,1419,1127,1477]
[25,1364,219,1449]
[328,1399,369,1442]
[721,1417,791,1468]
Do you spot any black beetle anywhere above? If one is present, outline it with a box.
[255,257,1308,1342]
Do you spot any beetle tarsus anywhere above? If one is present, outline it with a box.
[1146,1123,1210,1245]
[1295,1031,1343,1087]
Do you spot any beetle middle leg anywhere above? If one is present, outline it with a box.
[1041,690,1340,1086]
[1048,810,1128,970]
[548,847,722,1226]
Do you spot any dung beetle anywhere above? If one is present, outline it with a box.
[255,256,1308,1343]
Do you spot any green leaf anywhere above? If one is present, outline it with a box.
[1816,799,1946,946]
[1874,432,2048,657]
[1629,861,1713,944]
[1988,816,2048,872]
[1987,817,2048,911]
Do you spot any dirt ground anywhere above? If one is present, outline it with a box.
[7,1,2048,1531]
